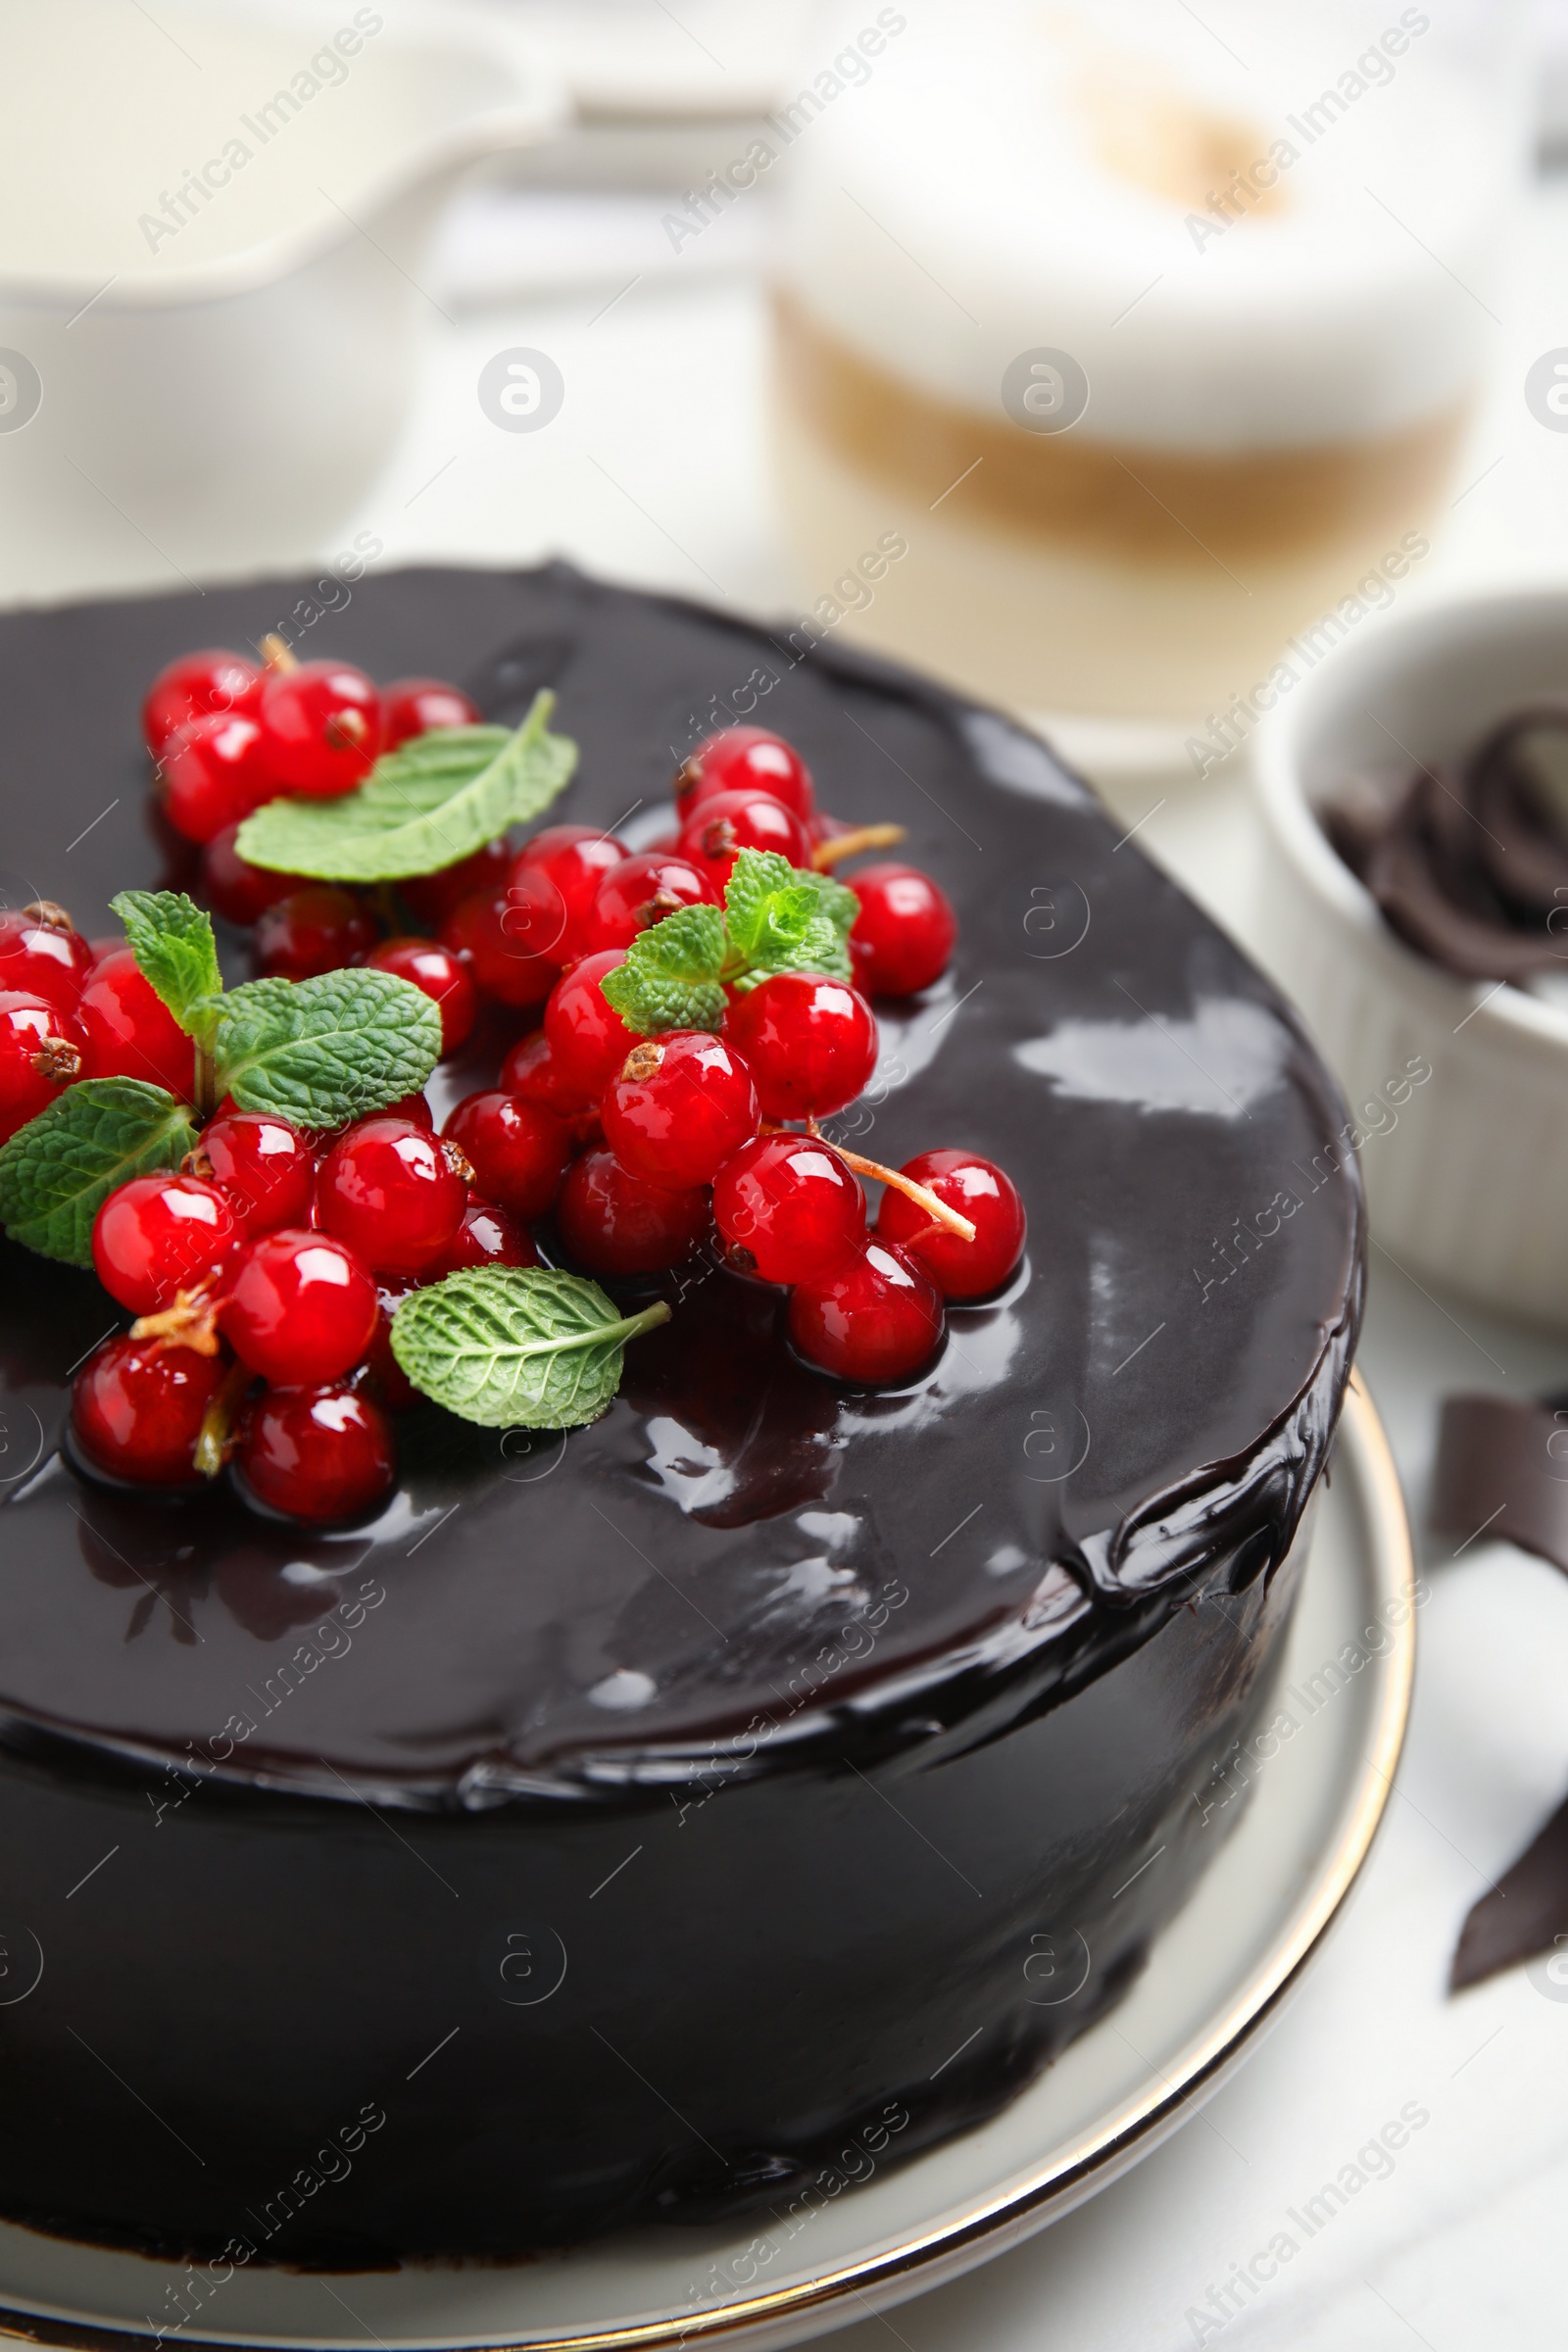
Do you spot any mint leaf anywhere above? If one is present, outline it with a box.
[214,969,442,1128]
[734,912,853,988]
[600,904,728,1035]
[110,890,221,1038]
[722,850,803,961]
[390,1268,670,1429]
[0,1080,197,1266]
[722,849,855,985]
[800,866,859,937]
[233,693,576,882]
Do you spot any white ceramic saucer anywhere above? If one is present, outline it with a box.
[0,1375,1412,2352]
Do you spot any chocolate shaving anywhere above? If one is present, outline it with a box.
[1450,1792,1568,1992]
[1324,702,1568,981]
[1430,1394,1568,1574]
[1432,1391,1568,1988]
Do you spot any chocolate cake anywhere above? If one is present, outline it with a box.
[0,564,1363,2264]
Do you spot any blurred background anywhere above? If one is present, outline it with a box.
[5,6,1568,2348]
[5,0,1566,780]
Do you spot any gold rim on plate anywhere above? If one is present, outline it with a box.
[0,1371,1413,2352]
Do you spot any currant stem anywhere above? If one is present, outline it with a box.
[130,1275,224,1356]
[810,824,906,872]
[193,1357,255,1480]
[795,1122,977,1243]
[258,632,299,674]
[24,899,74,931]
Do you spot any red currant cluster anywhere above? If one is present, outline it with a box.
[479,977,1024,1382]
[146,642,472,842]
[166,667,958,1014]
[434,733,1023,1385]
[30,655,1019,1522]
[74,1096,534,1523]
[0,898,205,1137]
[144,644,489,1007]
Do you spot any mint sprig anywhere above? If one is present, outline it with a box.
[390,1267,670,1429]
[85,893,443,1131]
[233,693,576,882]
[601,847,857,1034]
[213,969,442,1129]
[600,905,728,1035]
[0,1080,198,1266]
[110,890,221,1042]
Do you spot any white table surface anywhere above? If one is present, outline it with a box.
[10,153,1568,2352]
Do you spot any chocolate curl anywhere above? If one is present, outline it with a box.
[1431,1393,1568,1989]
[1321,707,1568,980]
[1361,771,1559,982]
[1466,700,1568,911]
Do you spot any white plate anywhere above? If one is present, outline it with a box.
[0,1374,1412,2352]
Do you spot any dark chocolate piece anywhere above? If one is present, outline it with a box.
[1432,1391,1568,1991]
[1430,1394,1568,1575]
[1450,1791,1568,1991]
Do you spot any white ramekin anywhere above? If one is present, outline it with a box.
[1252,584,1568,1327]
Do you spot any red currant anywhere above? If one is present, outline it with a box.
[72,1336,228,1487]
[557,1147,709,1276]
[0,904,94,1013]
[725,974,877,1120]
[428,1194,538,1274]
[400,839,512,928]
[255,885,379,981]
[157,711,273,844]
[0,990,85,1143]
[876,1150,1026,1299]
[259,661,382,798]
[499,1028,598,1122]
[603,1031,758,1189]
[200,823,307,926]
[190,1110,315,1235]
[380,676,481,748]
[788,1240,944,1382]
[441,868,567,1008]
[516,826,628,958]
[443,1090,568,1220]
[586,853,712,953]
[78,950,194,1099]
[220,1227,378,1386]
[542,950,638,1095]
[677,728,815,823]
[92,1172,238,1313]
[367,937,476,1056]
[236,1384,395,1523]
[711,1133,865,1283]
[142,648,260,757]
[848,865,956,998]
[363,1275,421,1412]
[382,1091,435,1131]
[317,1115,467,1275]
[677,789,810,892]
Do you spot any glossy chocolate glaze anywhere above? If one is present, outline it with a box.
[0,565,1363,2262]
